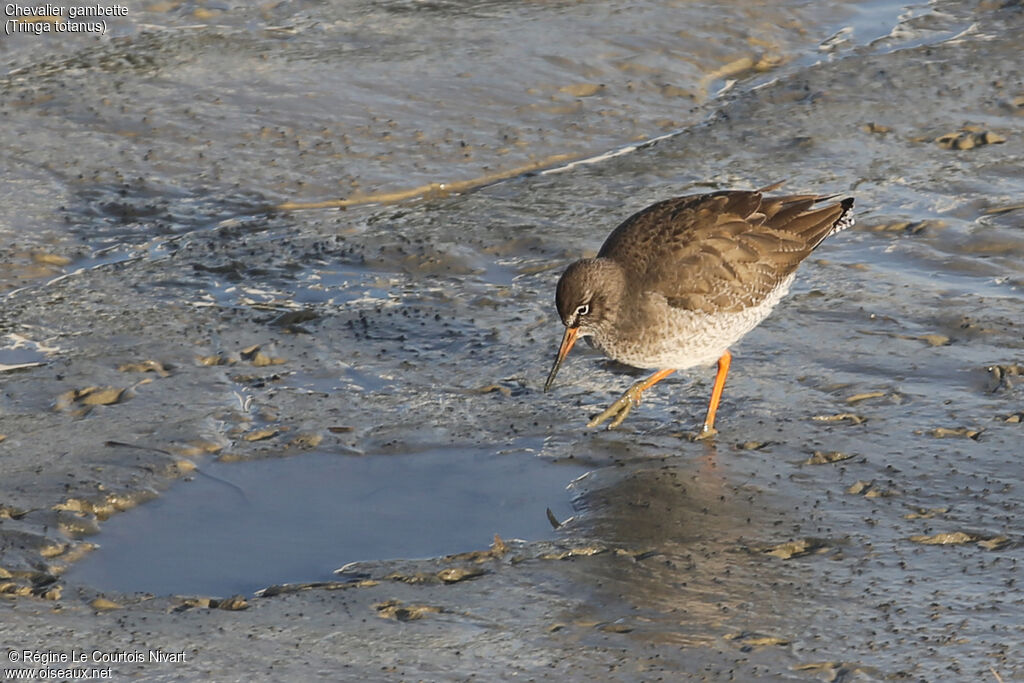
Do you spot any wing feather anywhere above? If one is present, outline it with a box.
[597,189,853,314]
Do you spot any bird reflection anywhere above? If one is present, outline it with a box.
[557,440,812,649]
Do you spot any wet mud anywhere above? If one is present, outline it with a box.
[2,0,1023,680]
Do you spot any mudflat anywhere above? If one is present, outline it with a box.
[2,0,1022,679]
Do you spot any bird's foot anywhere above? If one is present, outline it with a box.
[691,425,719,441]
[587,382,646,430]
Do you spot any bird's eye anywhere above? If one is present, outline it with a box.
[575,303,590,317]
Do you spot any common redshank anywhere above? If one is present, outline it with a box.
[543,184,854,435]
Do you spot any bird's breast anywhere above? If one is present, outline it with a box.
[590,276,795,370]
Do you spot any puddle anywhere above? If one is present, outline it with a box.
[65,445,585,597]
[0,348,47,372]
[0,333,60,371]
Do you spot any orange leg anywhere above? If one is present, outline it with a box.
[637,367,677,394]
[700,350,732,435]
[588,368,676,429]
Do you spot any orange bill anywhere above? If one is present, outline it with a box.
[543,326,580,392]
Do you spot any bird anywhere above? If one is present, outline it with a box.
[543,183,854,436]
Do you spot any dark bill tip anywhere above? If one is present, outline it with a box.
[543,326,579,393]
[543,355,563,393]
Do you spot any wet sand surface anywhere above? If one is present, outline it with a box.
[2,0,1023,680]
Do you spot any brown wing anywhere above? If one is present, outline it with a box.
[598,190,854,314]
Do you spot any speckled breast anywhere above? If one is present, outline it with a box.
[592,274,796,370]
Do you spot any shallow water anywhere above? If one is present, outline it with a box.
[65,444,584,596]
[1,0,920,289]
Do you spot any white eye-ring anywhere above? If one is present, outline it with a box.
[575,303,590,317]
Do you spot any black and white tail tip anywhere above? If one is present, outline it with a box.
[828,197,856,236]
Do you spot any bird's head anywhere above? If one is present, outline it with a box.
[544,258,624,392]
